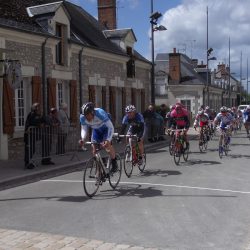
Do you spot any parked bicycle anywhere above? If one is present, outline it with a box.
[83,142,122,197]
[217,126,231,159]
[115,133,146,178]
[171,129,189,165]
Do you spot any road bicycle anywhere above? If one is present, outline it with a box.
[83,142,122,197]
[171,129,189,165]
[115,134,146,178]
[166,129,175,156]
[217,126,231,159]
[196,126,209,153]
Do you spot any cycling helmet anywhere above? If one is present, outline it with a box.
[125,105,136,113]
[82,102,95,115]
[220,106,227,112]
[198,109,204,115]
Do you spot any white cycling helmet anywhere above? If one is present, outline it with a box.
[125,105,136,113]
[220,106,227,112]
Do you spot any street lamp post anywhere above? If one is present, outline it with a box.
[150,0,166,105]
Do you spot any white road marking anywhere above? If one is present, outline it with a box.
[42,179,250,195]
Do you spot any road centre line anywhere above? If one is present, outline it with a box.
[42,179,250,195]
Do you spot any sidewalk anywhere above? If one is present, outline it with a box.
[0,228,160,250]
[0,128,198,191]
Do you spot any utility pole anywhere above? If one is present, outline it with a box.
[240,51,242,104]
[206,6,209,107]
[228,37,231,107]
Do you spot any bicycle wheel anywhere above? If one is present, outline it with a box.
[183,143,189,161]
[169,140,174,155]
[83,157,100,198]
[173,146,181,165]
[123,145,133,178]
[138,151,146,172]
[218,145,223,159]
[109,153,122,189]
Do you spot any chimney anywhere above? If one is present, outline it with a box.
[218,63,226,75]
[173,48,176,53]
[97,0,117,29]
[169,52,181,84]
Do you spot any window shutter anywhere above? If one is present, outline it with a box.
[3,77,14,135]
[102,86,106,110]
[70,80,77,125]
[122,87,126,112]
[88,85,96,104]
[141,89,145,112]
[32,76,42,106]
[61,25,65,65]
[109,86,116,122]
[47,78,57,110]
[131,88,136,106]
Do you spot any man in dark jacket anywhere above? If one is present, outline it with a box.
[24,103,54,169]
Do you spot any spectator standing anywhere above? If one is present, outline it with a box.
[24,103,43,169]
[57,103,70,154]
[143,104,157,142]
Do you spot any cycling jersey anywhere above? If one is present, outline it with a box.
[194,113,209,127]
[80,108,114,143]
[214,113,234,128]
[243,110,250,123]
[170,109,190,129]
[120,113,145,138]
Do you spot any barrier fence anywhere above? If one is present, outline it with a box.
[24,125,80,166]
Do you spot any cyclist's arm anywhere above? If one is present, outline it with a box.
[103,119,114,142]
[81,124,88,142]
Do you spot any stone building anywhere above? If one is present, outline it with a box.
[154,50,239,116]
[0,0,151,160]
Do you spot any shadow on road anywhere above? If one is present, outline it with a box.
[0,195,89,203]
[230,143,250,147]
[184,159,221,166]
[139,169,182,177]
[228,154,250,159]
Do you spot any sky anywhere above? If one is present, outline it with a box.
[69,0,250,88]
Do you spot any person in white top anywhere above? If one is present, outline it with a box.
[57,103,70,154]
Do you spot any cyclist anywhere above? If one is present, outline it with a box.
[120,105,145,164]
[79,102,118,172]
[169,103,190,148]
[214,106,234,152]
[243,105,250,137]
[193,109,210,145]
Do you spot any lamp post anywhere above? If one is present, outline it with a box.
[240,51,242,104]
[228,37,231,107]
[150,0,166,105]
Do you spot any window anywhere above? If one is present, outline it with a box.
[14,81,25,129]
[181,100,191,112]
[57,82,63,108]
[126,46,135,78]
[56,23,66,65]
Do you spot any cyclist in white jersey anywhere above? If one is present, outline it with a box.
[214,106,234,146]
[79,102,118,172]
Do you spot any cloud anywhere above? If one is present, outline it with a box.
[153,0,250,77]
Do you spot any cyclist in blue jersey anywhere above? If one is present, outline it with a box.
[79,102,118,172]
[120,105,145,164]
[243,105,250,137]
[214,106,234,150]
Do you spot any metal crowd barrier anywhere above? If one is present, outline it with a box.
[25,125,79,166]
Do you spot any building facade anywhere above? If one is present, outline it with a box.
[0,0,151,160]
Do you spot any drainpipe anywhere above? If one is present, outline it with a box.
[42,37,48,116]
[79,47,84,110]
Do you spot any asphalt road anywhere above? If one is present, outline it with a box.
[1,131,250,250]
